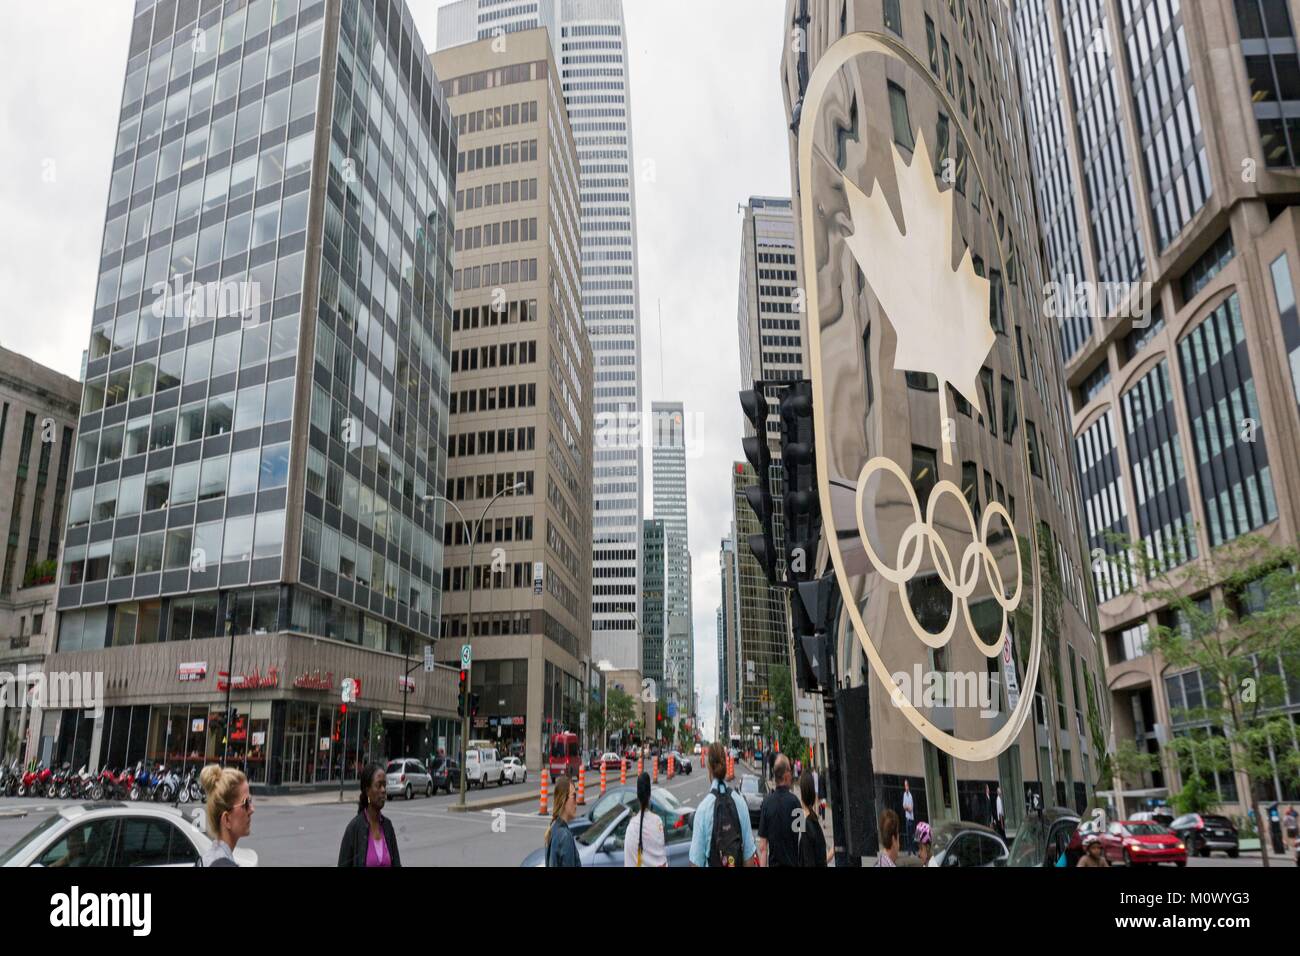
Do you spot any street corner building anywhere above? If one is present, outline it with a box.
[44,0,464,788]
[778,0,1112,849]
[431,27,595,775]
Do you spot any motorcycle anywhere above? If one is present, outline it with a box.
[128,761,154,802]
[177,766,203,804]
[51,763,74,799]
[152,765,180,803]
[63,765,93,800]
[93,766,131,801]
[18,762,49,798]
[0,760,20,796]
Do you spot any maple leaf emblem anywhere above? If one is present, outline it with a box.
[841,134,993,463]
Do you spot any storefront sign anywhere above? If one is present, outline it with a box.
[191,718,205,733]
[319,736,330,751]
[511,716,524,726]
[293,669,334,691]
[532,561,544,595]
[216,665,280,691]
[473,717,488,729]
[251,731,265,747]
[341,677,360,703]
[398,676,415,694]
[178,661,207,682]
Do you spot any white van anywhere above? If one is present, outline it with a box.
[465,747,503,788]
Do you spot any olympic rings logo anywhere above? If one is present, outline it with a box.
[854,457,1021,655]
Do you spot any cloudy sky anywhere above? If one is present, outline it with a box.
[0,0,793,741]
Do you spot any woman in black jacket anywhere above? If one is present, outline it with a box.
[338,763,402,867]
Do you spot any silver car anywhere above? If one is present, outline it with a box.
[385,759,433,799]
[0,803,258,867]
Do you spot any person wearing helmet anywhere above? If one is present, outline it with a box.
[897,820,933,867]
[1077,833,1110,867]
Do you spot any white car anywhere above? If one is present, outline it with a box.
[502,756,527,784]
[0,803,258,867]
[465,747,504,788]
[385,759,433,800]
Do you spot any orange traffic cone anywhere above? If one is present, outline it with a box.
[637,755,644,777]
[539,768,549,816]
[652,755,658,783]
[668,754,675,779]
[577,766,586,805]
[620,758,627,785]
[600,761,607,795]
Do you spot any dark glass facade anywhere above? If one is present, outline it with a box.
[60,0,455,657]
[1177,293,1278,547]
[1076,410,1132,603]
[1120,359,1197,569]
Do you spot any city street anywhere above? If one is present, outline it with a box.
[0,766,715,867]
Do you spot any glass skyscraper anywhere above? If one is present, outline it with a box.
[47,0,460,785]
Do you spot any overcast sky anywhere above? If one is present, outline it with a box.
[0,0,792,742]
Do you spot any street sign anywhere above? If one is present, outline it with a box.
[668,701,678,719]
[461,644,472,669]
[532,561,544,595]
[341,677,358,704]
[423,645,434,673]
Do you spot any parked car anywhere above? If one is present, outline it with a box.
[502,756,527,784]
[693,743,702,755]
[570,784,683,838]
[465,748,504,788]
[0,803,258,867]
[521,800,694,867]
[1130,807,1175,828]
[1171,813,1239,858]
[1094,820,1187,866]
[927,821,1010,867]
[736,774,767,829]
[429,757,462,794]
[385,759,432,800]
[1007,807,1081,867]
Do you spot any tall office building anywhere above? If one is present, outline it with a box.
[641,517,665,692]
[436,0,560,54]
[718,534,738,742]
[436,0,644,678]
[433,28,594,773]
[1020,0,1300,816]
[778,0,1109,833]
[733,194,823,753]
[46,0,459,784]
[651,401,691,714]
[0,347,81,764]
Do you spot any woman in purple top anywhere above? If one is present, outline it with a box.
[338,763,402,867]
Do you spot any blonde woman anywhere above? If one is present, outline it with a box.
[544,774,581,867]
[199,764,253,867]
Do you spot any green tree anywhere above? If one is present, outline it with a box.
[769,664,807,767]
[1169,774,1219,816]
[1113,533,1300,867]
[606,688,635,742]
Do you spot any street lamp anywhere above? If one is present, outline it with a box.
[222,601,236,766]
[423,479,525,808]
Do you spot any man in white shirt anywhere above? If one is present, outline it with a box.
[902,779,915,853]
[623,773,667,867]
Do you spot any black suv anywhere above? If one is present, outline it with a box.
[429,757,463,794]
[1171,813,1239,858]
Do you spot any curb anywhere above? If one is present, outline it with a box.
[446,790,545,813]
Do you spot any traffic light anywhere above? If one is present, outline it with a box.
[470,693,480,719]
[780,380,820,585]
[739,386,778,584]
[458,669,467,716]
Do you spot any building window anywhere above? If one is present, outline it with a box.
[1269,253,1300,412]
[1179,230,1236,304]
[883,0,903,37]
[1178,293,1278,547]
[1234,0,1300,166]
[887,81,915,151]
[1121,360,1197,570]
[926,15,939,75]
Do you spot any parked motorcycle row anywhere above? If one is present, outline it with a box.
[0,759,204,804]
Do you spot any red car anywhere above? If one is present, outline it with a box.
[1099,820,1188,866]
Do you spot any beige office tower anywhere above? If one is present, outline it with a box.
[432,29,594,773]
[778,0,1110,845]
[1015,0,1300,818]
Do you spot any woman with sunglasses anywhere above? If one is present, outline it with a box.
[544,774,581,867]
[199,764,253,867]
[338,762,402,867]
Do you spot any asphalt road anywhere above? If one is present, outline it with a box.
[0,765,715,867]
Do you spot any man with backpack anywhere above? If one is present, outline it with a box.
[689,741,757,867]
